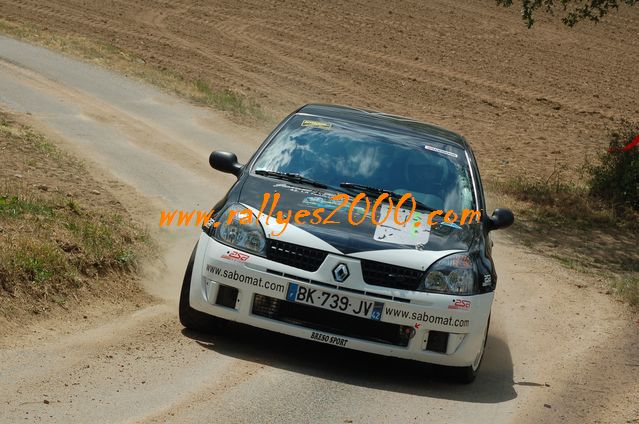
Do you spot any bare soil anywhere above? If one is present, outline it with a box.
[2,0,638,181]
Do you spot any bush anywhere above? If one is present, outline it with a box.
[587,121,639,210]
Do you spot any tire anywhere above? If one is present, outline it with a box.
[451,315,490,384]
[179,242,228,332]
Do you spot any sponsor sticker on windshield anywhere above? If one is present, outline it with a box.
[373,204,430,245]
[424,144,458,158]
[301,119,332,129]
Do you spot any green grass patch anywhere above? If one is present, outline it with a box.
[0,189,150,292]
[0,194,55,218]
[0,112,152,307]
[8,241,71,285]
[193,80,266,120]
[614,276,639,307]
[22,128,61,158]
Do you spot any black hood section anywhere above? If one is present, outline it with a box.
[238,176,482,254]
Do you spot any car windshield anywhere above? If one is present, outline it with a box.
[252,114,476,212]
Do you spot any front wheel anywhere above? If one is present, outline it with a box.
[451,315,490,384]
[179,243,228,332]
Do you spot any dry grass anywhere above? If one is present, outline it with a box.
[0,19,271,126]
[495,175,636,232]
[614,275,639,307]
[193,80,266,121]
[0,192,147,298]
[491,174,639,306]
[0,112,153,317]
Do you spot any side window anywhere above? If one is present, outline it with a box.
[439,161,471,212]
[457,164,474,210]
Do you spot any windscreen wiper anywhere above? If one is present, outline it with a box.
[339,182,435,212]
[255,169,328,189]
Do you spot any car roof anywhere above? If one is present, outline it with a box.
[297,104,468,149]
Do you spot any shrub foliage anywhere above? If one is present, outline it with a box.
[587,121,639,211]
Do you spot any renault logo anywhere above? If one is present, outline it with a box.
[332,263,349,283]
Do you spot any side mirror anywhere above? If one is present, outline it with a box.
[209,151,243,177]
[487,208,514,231]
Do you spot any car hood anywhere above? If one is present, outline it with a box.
[237,176,482,264]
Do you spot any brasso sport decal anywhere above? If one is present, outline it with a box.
[205,264,285,293]
[310,331,348,347]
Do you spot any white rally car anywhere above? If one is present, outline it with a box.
[179,104,514,383]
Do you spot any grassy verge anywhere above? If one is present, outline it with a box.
[0,19,271,125]
[193,80,266,120]
[0,112,153,317]
[491,175,639,306]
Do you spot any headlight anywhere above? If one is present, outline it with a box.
[213,203,267,256]
[418,253,477,295]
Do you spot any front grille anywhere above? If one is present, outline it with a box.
[361,259,423,291]
[252,294,410,347]
[266,239,328,271]
[265,240,422,292]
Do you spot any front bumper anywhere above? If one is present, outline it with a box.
[189,233,493,367]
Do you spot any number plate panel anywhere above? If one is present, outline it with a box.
[286,283,384,321]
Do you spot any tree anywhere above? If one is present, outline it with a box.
[497,0,637,27]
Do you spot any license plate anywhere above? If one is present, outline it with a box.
[286,283,384,321]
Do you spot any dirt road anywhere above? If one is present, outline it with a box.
[0,37,637,423]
